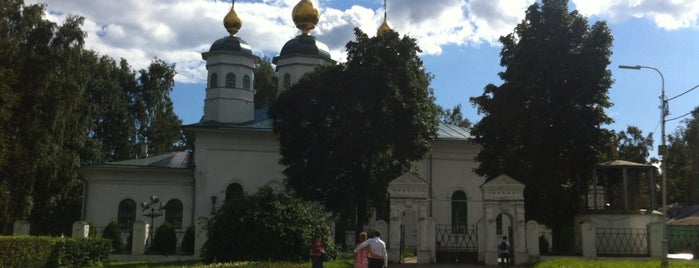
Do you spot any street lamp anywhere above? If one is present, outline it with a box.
[618,64,668,267]
[141,195,164,247]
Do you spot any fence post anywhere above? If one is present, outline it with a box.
[12,220,30,235]
[648,221,663,258]
[72,221,90,238]
[580,221,596,258]
[526,220,540,263]
[131,220,148,255]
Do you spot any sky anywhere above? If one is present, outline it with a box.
[29,0,699,158]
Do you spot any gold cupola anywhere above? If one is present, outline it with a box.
[377,0,392,36]
[292,0,319,36]
[223,0,242,36]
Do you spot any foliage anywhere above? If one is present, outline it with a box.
[615,125,654,163]
[469,0,614,252]
[0,235,110,268]
[150,221,177,254]
[181,225,195,253]
[106,258,355,268]
[202,186,333,263]
[270,28,438,233]
[102,221,124,253]
[253,56,277,109]
[666,107,699,205]
[0,0,184,235]
[437,104,471,129]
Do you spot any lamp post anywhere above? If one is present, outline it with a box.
[618,64,667,267]
[141,195,164,247]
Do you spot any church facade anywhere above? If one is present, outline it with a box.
[80,0,538,264]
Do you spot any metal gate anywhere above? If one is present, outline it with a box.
[596,227,649,257]
[668,225,699,253]
[435,224,478,263]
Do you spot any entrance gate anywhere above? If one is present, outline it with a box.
[435,224,478,263]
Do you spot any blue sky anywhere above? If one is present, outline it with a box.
[32,0,699,158]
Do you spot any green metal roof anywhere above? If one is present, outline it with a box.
[209,36,253,55]
[86,151,192,169]
[273,35,332,63]
[185,107,471,141]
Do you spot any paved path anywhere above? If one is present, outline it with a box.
[390,264,520,268]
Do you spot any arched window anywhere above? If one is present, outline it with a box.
[117,199,136,229]
[243,75,251,89]
[209,73,218,88]
[496,214,503,235]
[225,183,244,203]
[225,72,236,88]
[165,199,183,229]
[451,190,468,227]
[283,73,291,89]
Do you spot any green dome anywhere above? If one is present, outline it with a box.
[277,35,331,60]
[209,36,253,55]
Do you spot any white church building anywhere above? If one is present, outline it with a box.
[80,0,541,264]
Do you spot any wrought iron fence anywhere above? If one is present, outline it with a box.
[435,224,478,252]
[667,225,699,253]
[595,227,648,256]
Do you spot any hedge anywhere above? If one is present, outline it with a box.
[0,235,111,268]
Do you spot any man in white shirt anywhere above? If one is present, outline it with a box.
[353,230,388,268]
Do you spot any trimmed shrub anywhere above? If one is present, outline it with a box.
[101,221,123,253]
[202,186,334,263]
[150,221,177,254]
[181,225,195,253]
[0,236,110,267]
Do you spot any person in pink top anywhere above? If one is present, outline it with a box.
[353,232,369,268]
[353,230,387,268]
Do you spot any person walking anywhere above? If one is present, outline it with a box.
[354,232,369,268]
[498,236,511,268]
[354,230,387,268]
[310,235,326,268]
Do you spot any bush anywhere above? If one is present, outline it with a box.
[202,186,334,263]
[101,221,123,253]
[0,236,110,267]
[150,221,177,254]
[181,225,195,253]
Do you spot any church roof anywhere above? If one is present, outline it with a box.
[208,36,253,54]
[596,160,655,168]
[185,107,471,141]
[85,151,192,169]
[274,35,332,62]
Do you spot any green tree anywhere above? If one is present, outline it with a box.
[616,125,654,163]
[666,128,692,205]
[254,56,277,109]
[680,107,699,204]
[270,28,438,234]
[437,104,471,128]
[469,0,614,252]
[202,186,332,263]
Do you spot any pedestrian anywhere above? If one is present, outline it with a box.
[354,232,369,268]
[498,236,511,268]
[310,235,325,268]
[353,230,387,268]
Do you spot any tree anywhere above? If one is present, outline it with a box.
[469,0,614,252]
[202,186,332,263]
[270,28,438,234]
[665,128,692,205]
[437,104,471,128]
[679,107,699,204]
[616,125,653,163]
[253,56,277,109]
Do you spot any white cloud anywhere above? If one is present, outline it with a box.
[40,0,698,84]
[572,0,699,30]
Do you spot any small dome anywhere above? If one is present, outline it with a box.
[223,2,242,36]
[292,0,319,36]
[278,35,331,60]
[209,36,253,55]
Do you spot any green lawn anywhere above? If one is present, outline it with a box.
[107,257,697,268]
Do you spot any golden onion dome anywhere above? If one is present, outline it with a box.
[223,1,242,36]
[377,0,392,36]
[292,0,319,36]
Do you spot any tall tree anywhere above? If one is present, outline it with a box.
[437,104,471,128]
[680,107,699,204]
[253,56,277,109]
[469,0,614,251]
[616,125,653,163]
[665,128,692,205]
[270,28,438,234]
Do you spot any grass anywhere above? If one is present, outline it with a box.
[107,256,698,268]
[532,257,698,268]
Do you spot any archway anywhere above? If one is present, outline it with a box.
[480,174,528,266]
